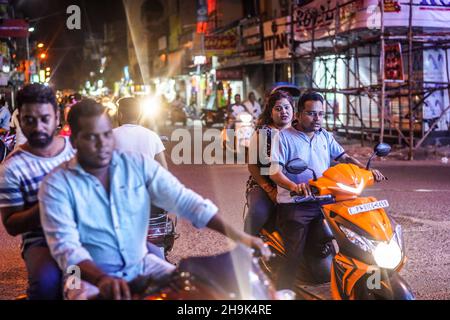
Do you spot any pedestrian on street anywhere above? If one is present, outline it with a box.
[0,97,11,132]
[0,84,76,299]
[243,92,262,120]
[38,99,270,300]
[228,94,246,119]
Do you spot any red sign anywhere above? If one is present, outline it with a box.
[216,68,242,81]
[0,19,29,38]
[384,43,404,82]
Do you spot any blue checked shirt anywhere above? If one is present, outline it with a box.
[38,151,218,280]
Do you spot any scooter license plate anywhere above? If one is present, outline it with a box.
[348,200,389,215]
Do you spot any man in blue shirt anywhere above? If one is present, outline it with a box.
[38,99,269,300]
[270,91,385,290]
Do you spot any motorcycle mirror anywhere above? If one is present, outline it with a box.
[374,143,391,157]
[285,158,308,175]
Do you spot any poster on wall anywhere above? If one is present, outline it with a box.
[384,43,404,82]
[423,48,450,131]
[263,16,291,62]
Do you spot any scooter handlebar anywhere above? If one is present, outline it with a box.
[289,193,334,204]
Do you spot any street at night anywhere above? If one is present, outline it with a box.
[1,127,449,299]
[0,0,450,305]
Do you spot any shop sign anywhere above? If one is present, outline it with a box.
[263,16,291,61]
[216,68,243,81]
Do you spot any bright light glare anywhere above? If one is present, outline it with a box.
[373,240,402,269]
[141,96,160,119]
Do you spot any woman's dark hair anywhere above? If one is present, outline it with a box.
[67,98,108,137]
[257,90,294,126]
[298,91,324,112]
[16,83,58,112]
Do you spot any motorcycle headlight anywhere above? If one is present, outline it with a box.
[373,238,402,269]
[339,225,375,252]
[373,239,402,269]
[238,113,253,123]
[340,224,403,270]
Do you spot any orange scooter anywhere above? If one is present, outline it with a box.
[260,143,414,300]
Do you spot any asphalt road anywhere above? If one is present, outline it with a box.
[0,130,449,299]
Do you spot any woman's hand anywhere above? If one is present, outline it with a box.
[261,183,277,203]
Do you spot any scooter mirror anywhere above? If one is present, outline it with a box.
[285,158,308,175]
[374,143,391,157]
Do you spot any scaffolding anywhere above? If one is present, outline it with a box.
[290,0,450,159]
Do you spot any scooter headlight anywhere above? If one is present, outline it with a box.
[339,225,375,252]
[373,237,402,269]
[340,224,403,269]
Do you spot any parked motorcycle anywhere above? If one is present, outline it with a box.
[259,143,415,300]
[126,245,293,300]
[200,108,226,128]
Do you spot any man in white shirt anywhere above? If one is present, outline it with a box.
[113,97,167,169]
[113,96,169,258]
[243,92,262,120]
[228,94,246,119]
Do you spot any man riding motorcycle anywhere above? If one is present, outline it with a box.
[38,99,271,300]
[269,91,385,290]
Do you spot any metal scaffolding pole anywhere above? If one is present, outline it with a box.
[380,0,386,143]
[408,0,414,160]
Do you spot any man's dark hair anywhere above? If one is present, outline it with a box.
[16,83,58,112]
[117,97,141,122]
[67,98,108,137]
[298,91,324,112]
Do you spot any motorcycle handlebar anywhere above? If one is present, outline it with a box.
[289,193,334,204]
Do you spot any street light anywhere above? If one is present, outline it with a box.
[26,27,35,61]
[39,53,47,60]
[37,43,44,48]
